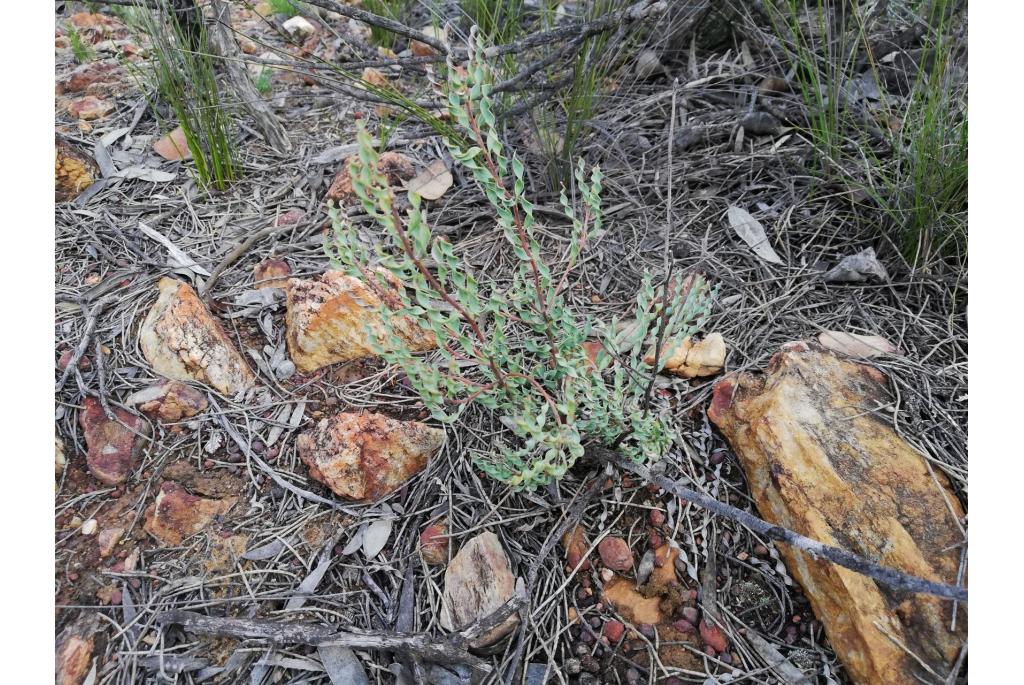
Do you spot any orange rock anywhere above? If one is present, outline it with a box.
[297,411,443,502]
[144,482,236,546]
[140,278,256,396]
[708,342,966,685]
[326,151,414,205]
[409,25,447,57]
[440,531,519,648]
[601,575,663,625]
[284,270,435,373]
[153,125,192,161]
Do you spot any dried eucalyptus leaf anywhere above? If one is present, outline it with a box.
[727,205,784,265]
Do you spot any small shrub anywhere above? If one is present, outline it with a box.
[327,31,714,488]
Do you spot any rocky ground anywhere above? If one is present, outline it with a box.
[55,2,966,684]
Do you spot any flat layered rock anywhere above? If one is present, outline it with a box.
[143,482,236,546]
[79,397,150,485]
[140,278,256,396]
[708,341,966,685]
[285,271,435,374]
[297,411,443,502]
[440,531,520,649]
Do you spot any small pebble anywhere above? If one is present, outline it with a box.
[600,568,614,583]
[81,519,98,536]
[705,646,717,657]
[626,668,641,684]
[575,643,589,657]
[565,657,582,674]
[638,624,656,639]
[681,606,699,624]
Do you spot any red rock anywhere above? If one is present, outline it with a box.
[419,520,449,566]
[143,482,236,546]
[326,151,414,205]
[57,61,123,96]
[699,619,728,653]
[648,509,666,527]
[562,524,591,574]
[297,411,443,502]
[66,95,113,121]
[274,208,305,226]
[672,619,695,633]
[79,398,150,485]
[56,613,98,685]
[126,380,208,423]
[153,125,192,161]
[254,258,291,289]
[598,536,633,571]
[58,349,90,371]
[603,619,625,642]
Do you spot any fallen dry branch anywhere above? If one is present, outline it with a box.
[591,447,968,602]
[157,595,526,677]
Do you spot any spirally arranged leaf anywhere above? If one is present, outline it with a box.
[727,205,784,265]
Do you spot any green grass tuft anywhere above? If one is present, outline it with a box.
[67,26,95,64]
[133,3,237,190]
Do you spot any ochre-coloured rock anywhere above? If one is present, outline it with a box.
[126,380,208,423]
[66,95,113,121]
[140,278,256,396]
[440,531,520,648]
[56,134,97,202]
[79,397,150,485]
[707,341,966,685]
[284,271,435,373]
[646,332,726,378]
[601,575,664,625]
[297,411,443,502]
[143,482,236,546]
